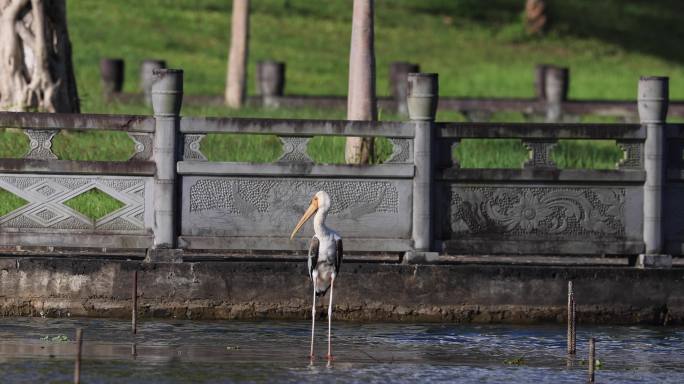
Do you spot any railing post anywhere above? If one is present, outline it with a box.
[256,60,285,107]
[637,76,672,268]
[151,69,182,251]
[405,73,438,264]
[534,64,549,100]
[390,62,420,115]
[99,58,124,99]
[141,59,167,106]
[545,66,569,122]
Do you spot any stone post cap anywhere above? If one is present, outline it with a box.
[638,76,668,123]
[152,69,183,116]
[407,73,438,121]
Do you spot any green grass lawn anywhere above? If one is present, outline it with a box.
[1,0,680,219]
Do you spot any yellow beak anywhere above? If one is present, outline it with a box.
[290,198,318,240]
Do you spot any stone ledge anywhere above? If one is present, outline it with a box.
[636,254,673,269]
[0,257,682,324]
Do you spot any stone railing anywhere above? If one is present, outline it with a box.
[101,58,684,121]
[0,112,155,249]
[0,69,679,266]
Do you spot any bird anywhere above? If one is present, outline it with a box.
[290,190,343,361]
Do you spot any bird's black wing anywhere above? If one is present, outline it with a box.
[308,236,319,281]
[335,238,343,274]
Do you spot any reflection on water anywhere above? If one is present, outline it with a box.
[0,318,682,383]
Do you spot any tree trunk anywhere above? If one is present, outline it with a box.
[524,0,547,35]
[225,0,249,108]
[0,0,79,113]
[345,0,376,165]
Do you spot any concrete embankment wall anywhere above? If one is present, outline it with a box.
[0,258,682,325]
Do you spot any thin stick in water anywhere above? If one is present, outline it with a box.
[74,328,83,384]
[571,296,577,353]
[567,281,576,354]
[132,269,138,334]
[588,337,596,383]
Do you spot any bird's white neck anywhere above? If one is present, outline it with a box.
[313,208,330,239]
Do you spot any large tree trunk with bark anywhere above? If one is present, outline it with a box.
[344,0,376,165]
[0,0,79,112]
[225,0,249,108]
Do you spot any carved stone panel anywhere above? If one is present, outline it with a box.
[277,136,312,163]
[128,133,154,161]
[0,174,151,233]
[444,185,631,240]
[183,134,207,161]
[24,129,58,160]
[386,138,413,164]
[617,140,643,170]
[522,140,557,168]
[181,177,411,239]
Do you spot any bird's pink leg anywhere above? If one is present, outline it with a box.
[326,273,336,361]
[310,272,317,360]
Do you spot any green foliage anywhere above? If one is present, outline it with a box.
[503,356,526,365]
[202,134,282,163]
[0,129,29,158]
[41,335,69,342]
[68,0,684,108]
[0,188,28,217]
[307,137,393,164]
[64,189,125,221]
[553,140,623,169]
[52,131,134,161]
[456,139,529,169]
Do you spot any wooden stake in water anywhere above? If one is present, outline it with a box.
[567,281,576,354]
[74,328,83,384]
[588,337,596,383]
[571,298,577,352]
[132,270,138,334]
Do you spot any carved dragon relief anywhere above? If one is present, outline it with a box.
[449,186,625,239]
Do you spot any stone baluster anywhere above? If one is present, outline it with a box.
[390,62,420,115]
[637,76,671,268]
[545,66,569,122]
[99,58,124,99]
[151,69,182,250]
[406,73,438,263]
[256,60,285,108]
[141,59,167,106]
[534,64,549,100]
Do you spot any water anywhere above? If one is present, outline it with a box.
[0,317,682,383]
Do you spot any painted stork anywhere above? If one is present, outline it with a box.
[290,191,343,361]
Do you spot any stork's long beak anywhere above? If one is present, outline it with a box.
[290,198,318,240]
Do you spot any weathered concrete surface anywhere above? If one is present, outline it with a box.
[0,258,682,325]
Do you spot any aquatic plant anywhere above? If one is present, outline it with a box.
[503,356,526,365]
[40,335,70,342]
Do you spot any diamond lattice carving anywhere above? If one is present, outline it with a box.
[63,188,125,221]
[36,185,57,196]
[35,209,58,221]
[0,188,28,217]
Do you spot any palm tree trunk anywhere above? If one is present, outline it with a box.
[525,0,547,35]
[225,0,250,108]
[345,0,376,164]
